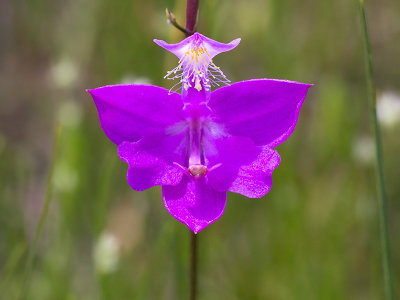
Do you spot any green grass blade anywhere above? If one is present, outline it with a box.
[358,1,394,299]
[19,125,63,300]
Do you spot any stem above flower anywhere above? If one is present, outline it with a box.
[185,0,199,35]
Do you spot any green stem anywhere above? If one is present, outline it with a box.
[358,1,393,299]
[0,242,26,294]
[166,8,192,36]
[166,0,199,37]
[19,125,63,300]
[190,231,198,300]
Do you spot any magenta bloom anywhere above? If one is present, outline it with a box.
[88,33,311,233]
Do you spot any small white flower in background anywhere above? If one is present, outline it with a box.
[94,232,120,274]
[352,135,375,166]
[377,91,400,128]
[120,74,151,85]
[50,57,79,89]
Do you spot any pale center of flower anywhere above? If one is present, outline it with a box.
[171,119,223,180]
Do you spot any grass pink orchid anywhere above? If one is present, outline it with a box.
[88,33,311,233]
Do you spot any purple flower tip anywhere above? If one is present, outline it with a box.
[88,33,311,233]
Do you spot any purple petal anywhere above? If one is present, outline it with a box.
[201,34,241,59]
[88,84,183,145]
[118,130,187,191]
[154,33,240,60]
[162,177,227,233]
[204,136,280,198]
[153,38,191,59]
[209,79,312,147]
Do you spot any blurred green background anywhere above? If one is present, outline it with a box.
[0,0,399,299]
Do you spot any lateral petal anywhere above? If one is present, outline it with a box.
[88,84,183,145]
[204,135,280,198]
[208,79,311,147]
[162,177,227,233]
[118,130,187,191]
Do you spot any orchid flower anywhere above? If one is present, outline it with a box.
[88,33,311,233]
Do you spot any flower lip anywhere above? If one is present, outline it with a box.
[154,33,241,93]
[153,33,241,60]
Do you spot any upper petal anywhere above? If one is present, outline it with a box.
[204,135,280,198]
[118,130,188,191]
[208,79,312,147]
[88,84,183,145]
[162,177,227,233]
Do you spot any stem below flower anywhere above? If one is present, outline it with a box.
[358,1,393,299]
[188,1,200,298]
[190,231,198,300]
